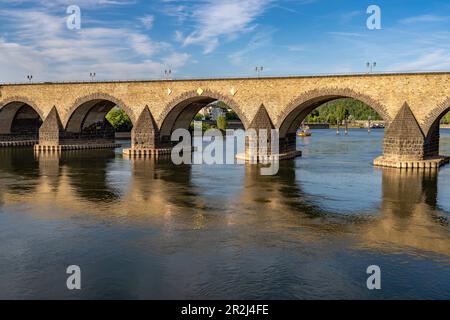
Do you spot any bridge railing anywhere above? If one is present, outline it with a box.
[2,70,450,86]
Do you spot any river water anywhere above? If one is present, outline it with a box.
[0,129,450,299]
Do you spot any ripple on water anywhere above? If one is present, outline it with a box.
[0,129,449,299]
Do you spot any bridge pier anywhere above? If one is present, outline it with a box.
[374,103,450,169]
[237,105,302,162]
[35,107,121,152]
[123,106,172,157]
[279,132,298,157]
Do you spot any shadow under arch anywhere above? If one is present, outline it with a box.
[276,88,392,139]
[0,97,44,137]
[421,97,450,159]
[422,97,450,137]
[64,93,135,137]
[158,90,250,142]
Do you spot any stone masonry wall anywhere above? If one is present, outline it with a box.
[1,72,450,158]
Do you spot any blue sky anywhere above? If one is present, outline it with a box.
[1,0,450,82]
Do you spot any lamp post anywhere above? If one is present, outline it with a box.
[164,69,172,80]
[90,72,96,81]
[27,75,33,83]
[255,66,264,78]
[366,62,377,73]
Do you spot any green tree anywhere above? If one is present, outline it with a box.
[327,113,337,124]
[189,122,213,131]
[335,105,349,121]
[441,112,450,124]
[105,108,133,132]
[226,111,239,120]
[217,115,228,131]
[216,101,229,109]
[194,113,205,120]
[313,98,382,121]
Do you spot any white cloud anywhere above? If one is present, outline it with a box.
[140,15,155,30]
[389,49,450,71]
[228,27,275,65]
[327,32,363,38]
[128,33,160,56]
[339,10,361,24]
[0,8,189,82]
[0,38,48,80]
[163,52,190,68]
[400,14,449,25]
[6,0,137,9]
[161,3,191,23]
[169,0,273,54]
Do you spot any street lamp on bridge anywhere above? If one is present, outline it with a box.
[164,69,172,80]
[90,72,96,81]
[366,62,377,73]
[255,66,264,78]
[27,75,33,83]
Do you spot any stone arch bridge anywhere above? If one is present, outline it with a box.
[1,72,450,169]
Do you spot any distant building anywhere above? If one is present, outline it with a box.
[210,107,225,121]
[197,105,227,121]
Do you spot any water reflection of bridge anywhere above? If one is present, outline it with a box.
[360,169,450,255]
[0,149,449,257]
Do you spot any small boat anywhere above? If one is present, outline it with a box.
[297,126,312,137]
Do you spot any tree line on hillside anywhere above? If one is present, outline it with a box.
[305,99,450,124]
[305,99,382,124]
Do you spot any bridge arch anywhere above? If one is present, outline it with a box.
[158,90,250,140]
[276,88,392,138]
[420,97,450,159]
[0,97,44,136]
[422,97,450,137]
[64,93,135,135]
